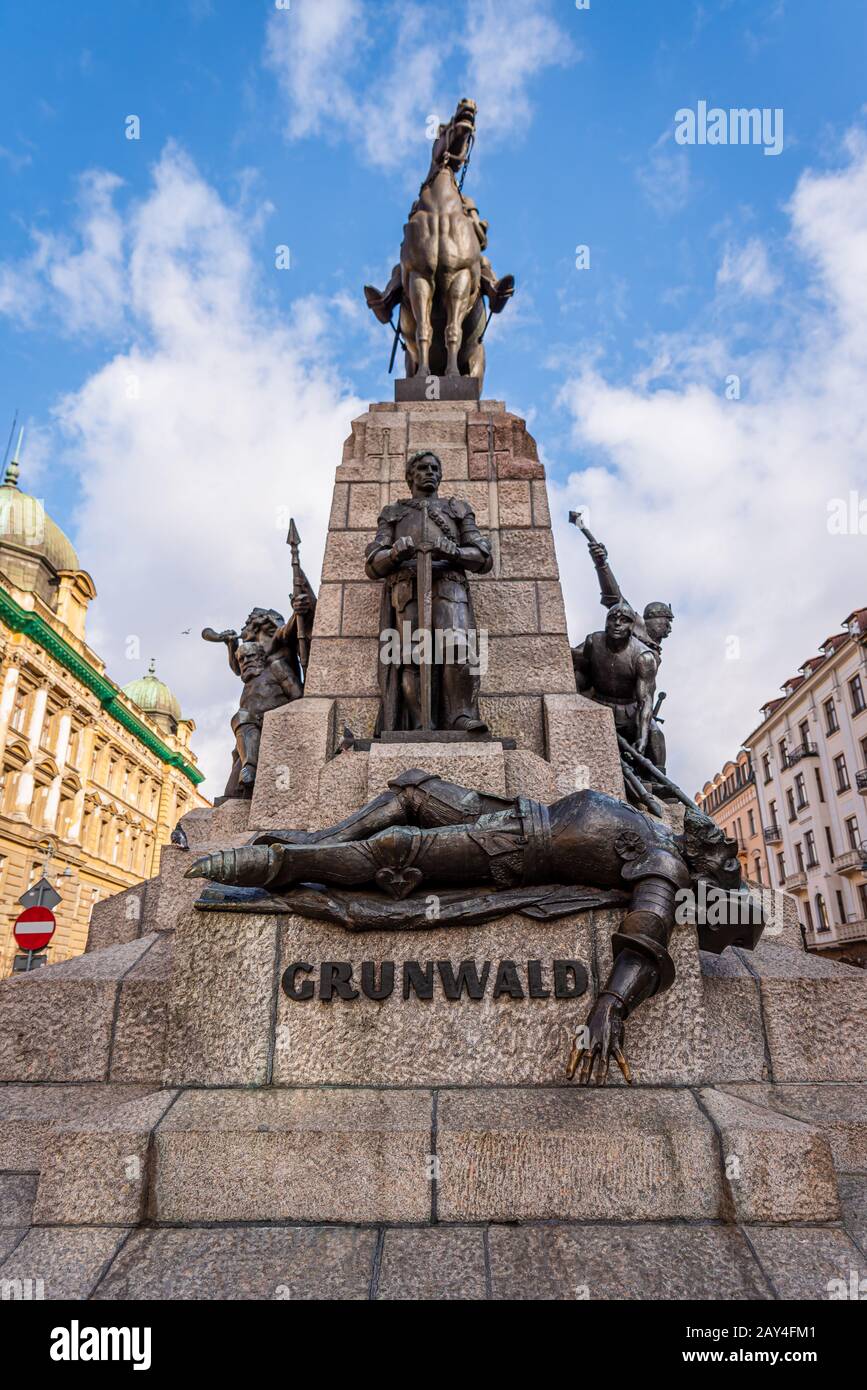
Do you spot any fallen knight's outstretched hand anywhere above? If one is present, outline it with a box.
[566,992,632,1087]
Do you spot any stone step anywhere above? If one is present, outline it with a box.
[137,1084,840,1227]
[2,1216,862,1301]
[150,1088,432,1225]
[0,1172,37,1229]
[436,1086,839,1223]
[739,941,867,1082]
[34,1089,177,1226]
[0,937,162,1083]
[716,1082,867,1173]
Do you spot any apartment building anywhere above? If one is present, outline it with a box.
[695,749,770,888]
[744,608,867,965]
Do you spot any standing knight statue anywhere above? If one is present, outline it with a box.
[366,450,491,734]
[364,98,514,387]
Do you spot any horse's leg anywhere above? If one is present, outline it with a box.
[399,300,419,379]
[443,267,473,377]
[465,339,485,383]
[406,271,434,377]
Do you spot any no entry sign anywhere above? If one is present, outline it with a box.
[13,905,56,953]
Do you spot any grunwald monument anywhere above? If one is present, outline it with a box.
[1,98,865,1304]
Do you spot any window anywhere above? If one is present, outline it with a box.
[778,737,788,768]
[850,673,866,716]
[845,815,860,851]
[786,788,797,821]
[861,733,867,767]
[798,719,810,747]
[825,826,835,858]
[815,893,830,931]
[803,900,814,932]
[824,698,839,734]
[815,768,825,803]
[804,830,818,868]
[859,884,867,920]
[748,808,756,836]
[754,857,763,886]
[10,690,28,733]
[795,841,805,872]
[835,889,847,924]
[761,752,772,784]
[834,753,850,793]
[769,799,779,831]
[776,852,786,886]
[794,772,808,808]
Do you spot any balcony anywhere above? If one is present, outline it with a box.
[763,824,783,844]
[805,917,867,949]
[783,870,808,893]
[784,741,819,767]
[856,768,867,795]
[832,846,867,875]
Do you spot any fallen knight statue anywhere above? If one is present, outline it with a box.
[187,768,764,1086]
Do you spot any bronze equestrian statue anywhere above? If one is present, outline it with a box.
[187,769,763,1085]
[364,98,514,386]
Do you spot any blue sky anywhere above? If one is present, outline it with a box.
[1,0,866,794]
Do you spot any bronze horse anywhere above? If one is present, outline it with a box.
[365,98,514,385]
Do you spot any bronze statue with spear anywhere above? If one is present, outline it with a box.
[201,519,316,799]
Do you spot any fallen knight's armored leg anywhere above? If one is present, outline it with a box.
[567,845,688,1087]
[189,820,503,895]
[187,780,531,894]
[249,768,515,849]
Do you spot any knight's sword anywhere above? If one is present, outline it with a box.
[417,500,435,731]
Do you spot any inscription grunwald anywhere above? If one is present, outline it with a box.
[282,959,589,1002]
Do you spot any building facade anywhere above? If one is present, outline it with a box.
[743,608,867,965]
[0,450,208,976]
[695,750,770,888]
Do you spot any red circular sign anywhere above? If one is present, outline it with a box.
[13,905,56,953]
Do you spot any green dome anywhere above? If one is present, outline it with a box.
[0,474,79,573]
[123,660,182,723]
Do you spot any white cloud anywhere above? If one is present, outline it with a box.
[264,0,576,170]
[462,0,575,142]
[636,144,692,218]
[28,145,365,796]
[0,170,126,335]
[264,0,364,144]
[716,236,780,298]
[554,129,867,795]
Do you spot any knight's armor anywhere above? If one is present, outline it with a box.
[365,495,492,732]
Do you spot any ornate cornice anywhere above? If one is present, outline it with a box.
[0,584,204,786]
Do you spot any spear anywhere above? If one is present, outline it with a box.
[286,518,310,673]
